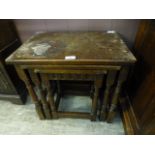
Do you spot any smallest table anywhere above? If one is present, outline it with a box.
[6,31,136,122]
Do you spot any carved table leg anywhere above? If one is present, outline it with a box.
[107,67,129,123]
[15,66,45,119]
[100,71,117,121]
[41,74,58,119]
[29,71,52,119]
[91,79,103,121]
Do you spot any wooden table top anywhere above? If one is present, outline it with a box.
[6,31,136,65]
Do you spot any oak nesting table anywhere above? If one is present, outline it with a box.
[6,31,136,122]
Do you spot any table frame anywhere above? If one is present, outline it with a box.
[14,64,128,122]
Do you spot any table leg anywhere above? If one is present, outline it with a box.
[41,74,58,119]
[15,66,45,119]
[91,79,102,121]
[107,67,129,123]
[55,80,61,110]
[29,71,52,119]
[90,84,94,99]
[100,71,117,121]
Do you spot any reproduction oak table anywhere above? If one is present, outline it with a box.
[6,31,136,122]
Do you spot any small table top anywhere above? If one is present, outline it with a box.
[6,31,136,65]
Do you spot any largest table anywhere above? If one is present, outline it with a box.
[6,31,136,122]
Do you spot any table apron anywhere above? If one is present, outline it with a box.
[20,64,121,71]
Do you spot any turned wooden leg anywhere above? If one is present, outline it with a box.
[15,66,45,119]
[55,80,61,110]
[91,86,99,121]
[107,67,129,123]
[41,74,58,119]
[29,71,52,119]
[90,83,94,99]
[91,79,102,121]
[100,71,117,121]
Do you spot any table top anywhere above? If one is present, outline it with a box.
[6,31,136,65]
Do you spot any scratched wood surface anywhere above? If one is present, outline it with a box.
[6,32,136,65]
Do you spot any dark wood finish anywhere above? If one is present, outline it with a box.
[15,66,45,119]
[55,80,61,110]
[100,70,117,121]
[6,32,136,65]
[0,20,27,104]
[6,32,136,121]
[29,70,52,119]
[121,20,155,134]
[58,111,91,119]
[91,79,103,121]
[39,70,104,121]
[41,73,58,119]
[120,94,139,135]
[107,67,129,123]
